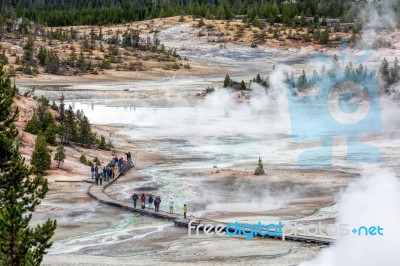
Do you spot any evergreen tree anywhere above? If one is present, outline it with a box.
[25,96,57,142]
[22,37,35,66]
[297,70,308,87]
[223,74,231,87]
[0,49,8,65]
[59,105,77,144]
[0,65,56,265]
[58,93,65,121]
[24,115,41,134]
[97,135,110,150]
[239,80,246,90]
[78,116,95,147]
[319,28,330,44]
[390,57,400,85]
[44,51,60,74]
[379,58,390,89]
[254,157,265,175]
[54,144,66,168]
[44,122,58,144]
[37,46,47,66]
[77,51,88,72]
[31,134,51,175]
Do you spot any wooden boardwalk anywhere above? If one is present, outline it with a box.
[87,163,334,246]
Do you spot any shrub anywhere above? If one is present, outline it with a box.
[80,154,88,164]
[93,156,101,166]
[198,18,205,27]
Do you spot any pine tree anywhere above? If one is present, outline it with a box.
[24,115,41,134]
[254,157,265,175]
[240,80,246,90]
[297,70,308,87]
[22,37,35,66]
[59,105,77,144]
[77,51,88,72]
[58,93,65,121]
[319,28,330,44]
[37,46,47,66]
[0,65,56,265]
[78,115,95,147]
[44,122,58,144]
[31,134,51,175]
[97,135,110,150]
[379,58,390,90]
[390,57,400,85]
[54,144,66,168]
[223,74,231,87]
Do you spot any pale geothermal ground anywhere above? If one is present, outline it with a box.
[17,22,400,266]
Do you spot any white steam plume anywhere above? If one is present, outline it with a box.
[300,168,400,266]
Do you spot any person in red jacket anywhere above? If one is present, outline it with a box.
[140,194,146,209]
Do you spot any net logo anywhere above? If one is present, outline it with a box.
[286,41,381,168]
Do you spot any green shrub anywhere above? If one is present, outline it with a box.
[80,154,88,164]
[93,156,101,166]
[198,18,205,27]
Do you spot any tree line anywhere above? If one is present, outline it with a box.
[0,0,387,27]
[222,56,400,95]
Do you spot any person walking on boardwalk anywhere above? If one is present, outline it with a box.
[102,166,107,181]
[91,165,95,179]
[107,166,111,181]
[154,197,159,212]
[183,204,187,219]
[112,165,116,179]
[169,197,174,214]
[148,195,154,209]
[132,193,138,208]
[140,194,146,209]
[154,196,161,212]
[95,171,99,185]
[95,165,99,175]
[117,159,121,173]
[99,173,103,185]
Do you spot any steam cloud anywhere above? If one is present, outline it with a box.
[299,168,400,266]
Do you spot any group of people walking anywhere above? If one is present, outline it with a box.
[89,151,190,220]
[91,164,117,185]
[131,193,163,212]
[131,193,188,219]
[90,152,135,185]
